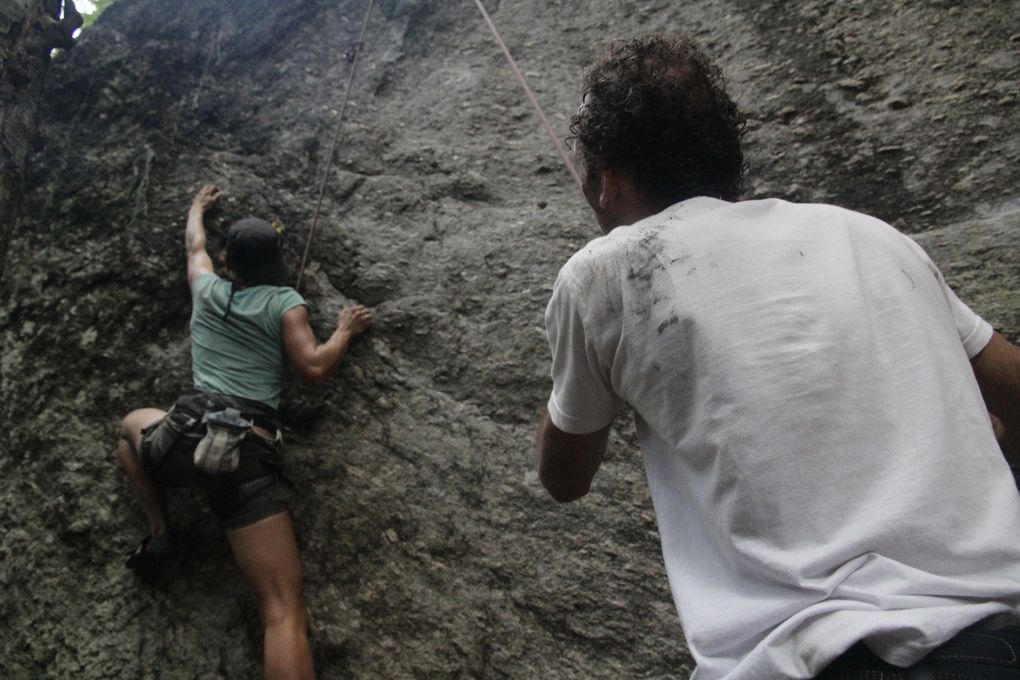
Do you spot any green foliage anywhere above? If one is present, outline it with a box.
[82,0,117,28]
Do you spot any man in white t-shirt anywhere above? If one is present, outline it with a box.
[538,34,1020,680]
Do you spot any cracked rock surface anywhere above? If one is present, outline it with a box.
[1,0,1018,677]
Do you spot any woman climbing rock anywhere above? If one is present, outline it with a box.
[115,183,372,680]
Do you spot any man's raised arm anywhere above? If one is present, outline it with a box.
[185,184,220,287]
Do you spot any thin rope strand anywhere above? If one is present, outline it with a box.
[296,0,375,291]
[470,0,582,189]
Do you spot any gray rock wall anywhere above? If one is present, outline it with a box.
[1,0,1017,677]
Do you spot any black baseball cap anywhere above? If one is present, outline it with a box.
[223,218,290,287]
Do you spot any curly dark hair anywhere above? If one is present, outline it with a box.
[570,34,747,206]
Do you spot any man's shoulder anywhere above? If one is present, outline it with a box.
[559,232,631,290]
[717,197,865,225]
[752,197,893,228]
[720,198,916,249]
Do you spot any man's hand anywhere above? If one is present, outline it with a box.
[192,184,221,214]
[338,305,374,337]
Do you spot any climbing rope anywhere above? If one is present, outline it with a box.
[295,0,375,291]
[470,0,582,189]
[296,0,579,290]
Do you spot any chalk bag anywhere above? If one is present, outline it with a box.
[194,408,252,474]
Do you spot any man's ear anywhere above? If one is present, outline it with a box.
[598,168,620,209]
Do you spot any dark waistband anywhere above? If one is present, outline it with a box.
[819,614,1020,678]
[178,388,281,432]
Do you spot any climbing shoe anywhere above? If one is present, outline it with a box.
[125,529,178,571]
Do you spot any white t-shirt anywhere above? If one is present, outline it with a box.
[545,197,1020,680]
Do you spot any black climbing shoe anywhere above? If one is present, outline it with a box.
[125,530,178,571]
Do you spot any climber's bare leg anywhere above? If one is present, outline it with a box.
[116,408,169,537]
[228,511,313,680]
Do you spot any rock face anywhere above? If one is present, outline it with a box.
[0,0,83,281]
[1,0,1018,677]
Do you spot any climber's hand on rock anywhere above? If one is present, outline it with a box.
[192,184,221,213]
[338,305,374,337]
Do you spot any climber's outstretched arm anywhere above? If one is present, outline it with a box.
[186,184,220,287]
[282,304,373,385]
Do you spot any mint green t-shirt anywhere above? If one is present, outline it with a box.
[190,272,306,409]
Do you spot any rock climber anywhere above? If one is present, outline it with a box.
[537,34,1020,680]
[115,183,373,680]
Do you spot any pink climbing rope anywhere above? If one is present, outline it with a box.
[470,0,583,189]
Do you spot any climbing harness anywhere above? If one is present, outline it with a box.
[470,0,583,189]
[295,0,375,291]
